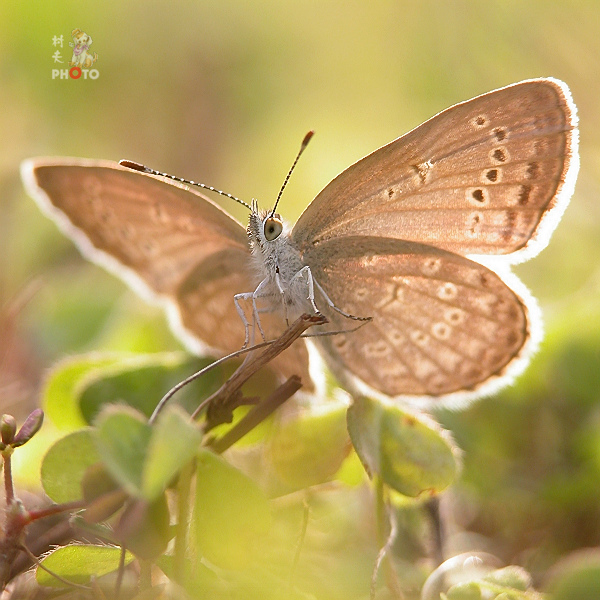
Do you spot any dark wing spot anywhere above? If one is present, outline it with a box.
[503,211,518,241]
[505,330,519,347]
[486,169,498,182]
[533,140,546,155]
[493,128,507,141]
[518,184,532,206]
[526,162,540,179]
[472,189,485,202]
[493,148,507,163]
[479,272,491,287]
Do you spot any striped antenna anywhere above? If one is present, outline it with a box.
[119,160,252,211]
[270,130,314,217]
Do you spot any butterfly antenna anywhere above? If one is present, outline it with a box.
[270,130,314,217]
[119,160,252,211]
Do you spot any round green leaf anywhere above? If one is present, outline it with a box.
[42,354,124,430]
[78,352,216,422]
[41,429,100,503]
[267,401,350,489]
[118,495,171,560]
[347,396,459,497]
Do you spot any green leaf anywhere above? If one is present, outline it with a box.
[81,462,121,503]
[42,352,220,431]
[483,566,531,591]
[446,581,482,600]
[94,407,151,497]
[95,405,201,502]
[335,449,369,487]
[156,554,218,596]
[194,449,271,569]
[42,353,125,430]
[40,429,100,503]
[266,399,350,489]
[347,396,459,497]
[36,544,134,587]
[142,406,201,500]
[79,352,217,422]
[81,463,127,522]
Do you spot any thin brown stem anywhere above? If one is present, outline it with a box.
[114,544,126,600]
[149,338,276,424]
[3,454,13,504]
[194,313,326,423]
[208,376,302,454]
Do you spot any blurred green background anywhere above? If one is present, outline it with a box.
[1,0,600,595]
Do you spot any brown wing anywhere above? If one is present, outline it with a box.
[293,79,578,260]
[303,236,532,403]
[21,158,310,388]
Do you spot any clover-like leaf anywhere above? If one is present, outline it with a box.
[94,407,151,497]
[36,545,134,587]
[347,396,459,497]
[41,429,100,503]
[266,399,350,489]
[142,406,201,501]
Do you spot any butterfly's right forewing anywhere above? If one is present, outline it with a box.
[293,79,578,262]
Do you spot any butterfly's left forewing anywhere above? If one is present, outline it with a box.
[22,159,311,387]
[23,159,250,297]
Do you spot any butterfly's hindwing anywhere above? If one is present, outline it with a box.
[304,236,529,398]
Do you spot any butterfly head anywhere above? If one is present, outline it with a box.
[263,215,283,241]
[247,198,286,253]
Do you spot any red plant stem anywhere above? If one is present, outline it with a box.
[27,500,86,522]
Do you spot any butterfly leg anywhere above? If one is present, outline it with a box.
[274,269,291,326]
[233,292,255,348]
[313,279,372,322]
[251,279,271,343]
[234,280,269,348]
[290,266,321,316]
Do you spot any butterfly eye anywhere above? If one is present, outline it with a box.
[263,217,283,241]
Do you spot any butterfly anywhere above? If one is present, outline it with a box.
[21,78,579,407]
